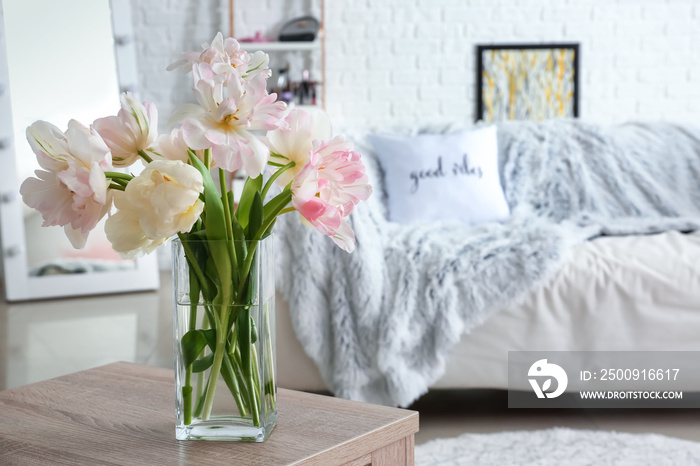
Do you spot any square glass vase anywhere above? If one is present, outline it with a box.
[172,237,277,441]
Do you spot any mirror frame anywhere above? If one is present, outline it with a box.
[0,0,159,301]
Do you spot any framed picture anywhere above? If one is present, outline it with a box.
[476,43,579,123]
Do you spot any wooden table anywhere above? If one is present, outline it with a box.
[0,362,419,465]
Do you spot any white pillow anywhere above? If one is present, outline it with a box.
[367,126,510,226]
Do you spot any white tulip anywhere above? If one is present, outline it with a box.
[21,120,112,249]
[93,92,158,167]
[105,160,204,257]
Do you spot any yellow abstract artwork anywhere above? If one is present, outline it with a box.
[477,44,579,123]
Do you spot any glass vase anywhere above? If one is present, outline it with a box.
[172,237,277,441]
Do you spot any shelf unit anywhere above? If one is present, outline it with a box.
[229,0,325,110]
[238,41,320,52]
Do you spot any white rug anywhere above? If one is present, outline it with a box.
[415,428,700,465]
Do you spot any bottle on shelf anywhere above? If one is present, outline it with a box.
[271,64,319,108]
[275,62,292,104]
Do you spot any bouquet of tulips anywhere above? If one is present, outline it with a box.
[20,33,371,430]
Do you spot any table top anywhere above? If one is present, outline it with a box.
[0,362,419,465]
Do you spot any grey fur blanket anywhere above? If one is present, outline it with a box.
[275,119,700,407]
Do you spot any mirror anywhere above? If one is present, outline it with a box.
[0,0,159,301]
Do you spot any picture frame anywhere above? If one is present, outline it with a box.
[476,43,580,123]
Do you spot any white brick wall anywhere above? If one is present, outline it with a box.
[131,0,700,130]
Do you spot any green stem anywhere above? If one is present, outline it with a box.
[227,326,251,414]
[261,161,295,201]
[232,342,256,417]
[249,344,262,426]
[204,148,211,170]
[236,306,260,426]
[109,177,129,187]
[183,268,200,425]
[138,149,153,163]
[219,169,239,288]
[264,303,276,411]
[193,316,210,417]
[278,207,295,215]
[200,273,232,420]
[193,376,209,418]
[201,312,227,421]
[108,183,125,191]
[221,353,248,417]
[195,371,205,412]
[104,171,134,181]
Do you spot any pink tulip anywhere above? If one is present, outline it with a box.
[312,137,373,215]
[20,120,112,248]
[291,138,372,253]
[93,92,158,167]
[167,32,269,82]
[180,64,287,177]
[266,108,333,187]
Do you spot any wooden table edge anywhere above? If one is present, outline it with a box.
[293,410,419,465]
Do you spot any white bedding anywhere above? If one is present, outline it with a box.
[276,231,700,392]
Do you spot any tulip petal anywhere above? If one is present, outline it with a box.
[64,224,88,249]
[330,219,356,253]
[26,120,70,163]
[167,103,205,128]
[20,172,74,227]
[182,118,213,150]
[240,132,270,178]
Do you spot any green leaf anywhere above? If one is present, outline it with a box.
[177,233,216,303]
[191,230,207,241]
[250,315,258,344]
[205,256,221,292]
[227,190,235,220]
[192,246,216,301]
[181,330,208,368]
[236,176,263,230]
[230,214,247,276]
[201,328,218,351]
[184,233,209,275]
[192,353,214,373]
[188,155,231,301]
[246,191,263,240]
[188,155,226,242]
[261,218,277,239]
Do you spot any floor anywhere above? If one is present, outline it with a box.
[410,390,700,445]
[1,274,699,446]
